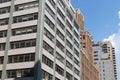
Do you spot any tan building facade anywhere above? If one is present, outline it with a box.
[76,9,99,80]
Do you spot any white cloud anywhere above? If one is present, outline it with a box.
[118,23,120,27]
[118,11,120,19]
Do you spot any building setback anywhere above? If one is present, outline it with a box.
[92,41,117,80]
[0,0,81,80]
[76,9,99,80]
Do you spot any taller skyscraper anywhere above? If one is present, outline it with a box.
[92,41,117,80]
[0,0,81,80]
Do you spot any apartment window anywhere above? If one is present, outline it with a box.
[43,41,54,55]
[0,43,5,51]
[74,68,79,76]
[0,18,9,26]
[44,28,54,42]
[83,43,86,48]
[13,13,38,23]
[94,58,98,60]
[15,1,38,11]
[74,48,79,57]
[0,30,7,38]
[66,72,72,80]
[94,54,98,57]
[10,39,36,49]
[66,40,72,49]
[74,58,79,66]
[0,71,1,78]
[0,0,11,3]
[55,64,64,76]
[58,0,65,11]
[74,39,79,48]
[57,8,65,20]
[42,55,53,68]
[66,30,72,39]
[66,50,73,59]
[57,18,65,31]
[44,15,55,31]
[56,40,64,52]
[74,78,78,80]
[8,53,35,63]
[0,57,4,64]
[7,68,34,78]
[94,51,98,53]
[74,30,79,40]
[0,6,10,14]
[74,21,79,30]
[42,70,53,80]
[66,20,73,30]
[82,35,85,39]
[48,0,55,8]
[45,3,55,19]
[57,29,65,41]
[12,25,37,36]
[56,52,64,63]
[66,9,73,21]
[66,60,73,69]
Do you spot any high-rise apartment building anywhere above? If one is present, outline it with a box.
[0,0,81,80]
[76,9,99,80]
[92,41,117,80]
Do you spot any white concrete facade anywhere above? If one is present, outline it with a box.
[0,0,81,80]
[92,42,116,80]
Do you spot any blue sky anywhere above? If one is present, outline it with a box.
[71,0,120,79]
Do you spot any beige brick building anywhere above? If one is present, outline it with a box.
[76,9,99,80]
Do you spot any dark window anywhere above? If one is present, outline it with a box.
[66,40,72,49]
[0,30,7,38]
[74,48,79,57]
[0,18,9,26]
[56,52,64,63]
[44,28,54,42]
[10,39,36,49]
[44,15,55,31]
[58,0,65,11]
[12,26,37,36]
[0,43,5,51]
[56,40,64,52]
[42,70,53,80]
[66,20,73,30]
[13,13,38,23]
[15,1,38,11]
[0,6,10,14]
[42,55,53,68]
[7,68,34,78]
[56,29,65,41]
[43,41,54,55]
[45,3,55,19]
[66,60,73,69]
[74,68,79,76]
[66,30,72,39]
[0,71,1,78]
[0,0,11,3]
[57,18,65,31]
[66,72,72,80]
[0,57,4,64]
[8,53,35,63]
[66,50,73,59]
[48,0,55,8]
[57,8,65,20]
[66,9,73,21]
[55,64,64,76]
